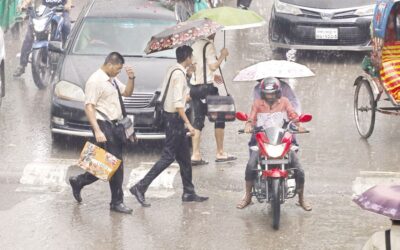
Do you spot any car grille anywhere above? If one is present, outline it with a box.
[291,25,369,46]
[299,9,357,20]
[123,92,155,109]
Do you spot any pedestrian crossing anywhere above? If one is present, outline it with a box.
[17,159,179,198]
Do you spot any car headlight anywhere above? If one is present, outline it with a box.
[354,5,375,16]
[32,18,48,33]
[54,81,85,102]
[274,0,302,15]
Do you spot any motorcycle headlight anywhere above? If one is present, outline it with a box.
[54,81,85,102]
[354,5,375,17]
[265,144,286,158]
[274,0,302,16]
[32,18,48,32]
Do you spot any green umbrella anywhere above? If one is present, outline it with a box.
[188,6,266,31]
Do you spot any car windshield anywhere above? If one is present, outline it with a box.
[280,0,374,9]
[72,17,176,58]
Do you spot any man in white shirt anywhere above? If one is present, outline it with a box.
[190,35,236,165]
[130,46,208,207]
[69,52,135,214]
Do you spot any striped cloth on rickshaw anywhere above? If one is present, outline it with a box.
[381,41,400,104]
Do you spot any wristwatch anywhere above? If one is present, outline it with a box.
[129,76,136,80]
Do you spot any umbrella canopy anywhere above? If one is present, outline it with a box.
[353,185,400,220]
[144,19,223,54]
[188,6,266,30]
[233,60,315,82]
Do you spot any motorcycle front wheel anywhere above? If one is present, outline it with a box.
[271,178,281,230]
[31,48,50,89]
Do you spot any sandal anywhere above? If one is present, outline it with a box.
[296,201,312,211]
[215,156,237,163]
[236,198,253,209]
[191,159,209,166]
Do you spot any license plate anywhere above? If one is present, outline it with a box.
[315,28,338,40]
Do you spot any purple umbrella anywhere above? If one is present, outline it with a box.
[353,185,400,220]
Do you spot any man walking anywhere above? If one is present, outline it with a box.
[69,52,135,214]
[190,34,236,166]
[130,46,208,207]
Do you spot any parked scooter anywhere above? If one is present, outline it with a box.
[26,4,65,89]
[236,111,312,230]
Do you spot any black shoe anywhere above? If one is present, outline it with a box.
[110,203,133,214]
[13,66,25,77]
[129,185,151,207]
[182,193,209,202]
[69,176,82,203]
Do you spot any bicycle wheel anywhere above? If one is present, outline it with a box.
[354,79,376,139]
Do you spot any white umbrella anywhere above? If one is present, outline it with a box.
[233,60,315,82]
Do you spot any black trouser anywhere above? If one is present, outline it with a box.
[136,112,195,194]
[245,138,305,189]
[74,120,124,205]
[190,84,225,131]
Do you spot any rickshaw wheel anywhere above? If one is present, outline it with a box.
[354,79,376,139]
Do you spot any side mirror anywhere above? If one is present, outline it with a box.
[236,112,248,121]
[48,41,64,53]
[298,114,312,123]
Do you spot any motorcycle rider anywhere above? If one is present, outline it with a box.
[13,0,72,77]
[236,77,312,211]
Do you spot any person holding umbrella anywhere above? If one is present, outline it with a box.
[354,185,400,249]
[189,34,235,165]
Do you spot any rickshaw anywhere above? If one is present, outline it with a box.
[354,0,400,138]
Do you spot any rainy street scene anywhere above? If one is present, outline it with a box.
[1,0,400,249]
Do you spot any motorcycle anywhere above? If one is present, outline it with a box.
[236,111,312,230]
[26,4,65,89]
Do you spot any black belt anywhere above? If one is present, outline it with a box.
[164,111,179,117]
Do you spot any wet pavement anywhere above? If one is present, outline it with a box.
[1,0,400,249]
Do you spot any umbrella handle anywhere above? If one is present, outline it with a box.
[218,66,229,95]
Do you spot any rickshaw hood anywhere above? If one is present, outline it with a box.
[373,0,400,38]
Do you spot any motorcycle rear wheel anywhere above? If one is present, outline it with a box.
[31,48,50,89]
[271,178,281,230]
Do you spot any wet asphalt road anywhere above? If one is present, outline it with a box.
[1,0,400,249]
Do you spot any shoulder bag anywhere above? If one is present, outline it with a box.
[153,68,185,129]
[202,42,236,122]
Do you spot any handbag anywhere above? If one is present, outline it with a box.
[202,42,236,122]
[78,141,121,181]
[153,68,185,129]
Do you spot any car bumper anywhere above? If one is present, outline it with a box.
[51,97,166,140]
[269,9,373,51]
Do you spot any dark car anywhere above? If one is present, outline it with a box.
[50,0,177,141]
[269,0,376,51]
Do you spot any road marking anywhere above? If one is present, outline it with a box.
[352,171,400,196]
[125,162,179,198]
[17,159,76,192]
